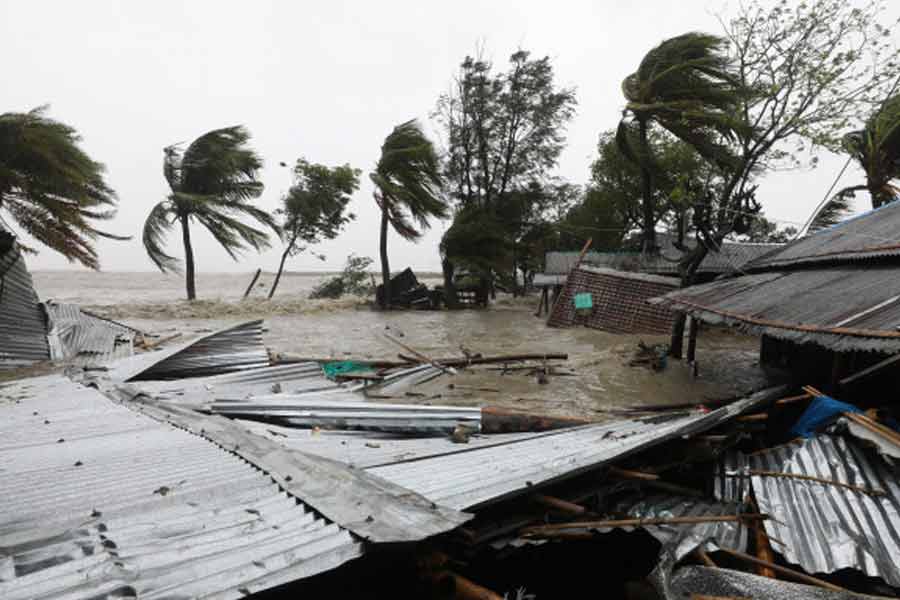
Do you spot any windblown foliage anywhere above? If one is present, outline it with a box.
[371,119,447,308]
[142,126,276,299]
[0,106,124,269]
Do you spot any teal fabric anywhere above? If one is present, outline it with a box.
[321,361,374,380]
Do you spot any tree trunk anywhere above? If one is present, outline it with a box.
[268,235,295,300]
[180,215,196,301]
[442,257,459,309]
[669,244,708,358]
[638,118,657,253]
[379,207,391,310]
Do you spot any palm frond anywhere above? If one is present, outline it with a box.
[142,200,180,272]
[808,186,859,233]
[0,106,122,268]
[179,125,264,200]
[371,120,447,236]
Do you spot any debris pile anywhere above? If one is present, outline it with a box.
[2,319,898,599]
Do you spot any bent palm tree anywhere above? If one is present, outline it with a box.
[143,126,277,300]
[618,33,744,251]
[371,120,447,309]
[0,106,125,269]
[809,93,900,232]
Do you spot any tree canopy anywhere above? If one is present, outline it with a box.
[0,106,124,269]
[143,125,276,300]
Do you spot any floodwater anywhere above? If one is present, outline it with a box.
[32,270,770,419]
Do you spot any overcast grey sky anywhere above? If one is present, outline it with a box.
[3,0,897,273]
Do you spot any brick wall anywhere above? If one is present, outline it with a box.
[547,266,678,334]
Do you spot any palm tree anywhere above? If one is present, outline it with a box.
[618,33,743,252]
[809,93,900,232]
[0,106,124,269]
[370,120,447,309]
[143,126,277,300]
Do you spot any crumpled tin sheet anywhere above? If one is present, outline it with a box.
[367,386,786,510]
[613,495,748,564]
[106,320,270,382]
[659,566,877,600]
[0,375,362,599]
[44,302,136,366]
[716,434,900,587]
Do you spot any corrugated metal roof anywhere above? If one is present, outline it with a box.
[652,266,900,352]
[44,301,136,366]
[364,387,785,510]
[663,566,874,600]
[208,396,482,434]
[108,320,270,382]
[0,238,50,366]
[545,236,781,276]
[715,434,900,587]
[0,375,363,599]
[748,201,900,270]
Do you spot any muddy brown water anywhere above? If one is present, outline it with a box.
[99,301,766,420]
[28,270,770,418]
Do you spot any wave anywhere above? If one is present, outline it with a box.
[86,295,372,320]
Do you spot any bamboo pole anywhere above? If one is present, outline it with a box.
[843,412,900,447]
[533,494,587,515]
[730,469,885,497]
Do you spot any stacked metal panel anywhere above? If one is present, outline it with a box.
[0,375,362,599]
[0,237,50,366]
[209,396,482,434]
[716,434,900,587]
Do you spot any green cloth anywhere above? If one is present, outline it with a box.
[574,292,593,309]
[321,361,374,380]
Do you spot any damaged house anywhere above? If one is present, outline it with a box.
[539,236,780,334]
[653,201,900,397]
[0,226,137,368]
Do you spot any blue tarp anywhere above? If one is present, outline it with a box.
[790,395,863,438]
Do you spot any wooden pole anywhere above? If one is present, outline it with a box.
[243,268,262,299]
[686,316,699,362]
[382,333,457,375]
[839,351,900,387]
[533,494,587,515]
[715,548,845,592]
[749,497,777,579]
[728,469,885,496]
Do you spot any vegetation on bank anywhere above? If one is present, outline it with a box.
[1,0,898,304]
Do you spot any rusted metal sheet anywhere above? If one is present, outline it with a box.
[653,267,900,352]
[748,201,900,270]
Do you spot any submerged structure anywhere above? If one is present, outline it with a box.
[654,202,900,396]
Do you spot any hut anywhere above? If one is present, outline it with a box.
[534,236,780,316]
[652,202,900,397]
[547,266,679,334]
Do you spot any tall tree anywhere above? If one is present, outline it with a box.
[268,159,360,299]
[0,106,125,268]
[435,49,576,297]
[371,120,446,309]
[617,32,745,253]
[653,0,900,356]
[435,50,576,210]
[143,126,276,300]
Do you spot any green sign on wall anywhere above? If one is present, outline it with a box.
[574,292,593,309]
